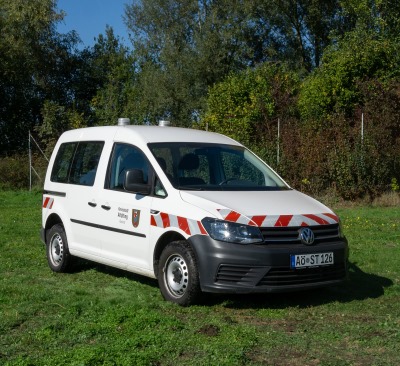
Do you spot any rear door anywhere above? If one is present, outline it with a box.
[50,141,105,255]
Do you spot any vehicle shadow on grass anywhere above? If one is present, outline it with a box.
[205,262,394,309]
[70,258,159,288]
[69,260,393,309]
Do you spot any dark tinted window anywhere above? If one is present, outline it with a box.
[51,141,104,186]
[51,143,77,183]
[107,143,150,190]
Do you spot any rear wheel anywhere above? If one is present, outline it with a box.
[46,224,73,272]
[158,241,201,306]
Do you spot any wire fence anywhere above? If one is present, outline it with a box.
[0,115,398,199]
[29,132,49,190]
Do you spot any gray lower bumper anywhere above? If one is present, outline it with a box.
[189,235,349,294]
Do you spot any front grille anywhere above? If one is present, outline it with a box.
[215,265,269,286]
[260,224,340,245]
[258,263,347,287]
[215,263,347,288]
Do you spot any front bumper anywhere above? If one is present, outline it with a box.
[189,235,349,294]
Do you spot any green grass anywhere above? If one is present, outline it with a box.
[0,190,399,365]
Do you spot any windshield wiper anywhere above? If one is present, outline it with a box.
[176,186,204,191]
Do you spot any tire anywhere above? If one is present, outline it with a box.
[46,224,73,272]
[158,241,201,306]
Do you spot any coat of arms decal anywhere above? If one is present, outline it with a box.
[132,209,140,228]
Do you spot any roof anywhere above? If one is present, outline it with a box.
[58,125,241,146]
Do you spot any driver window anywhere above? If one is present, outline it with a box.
[108,143,149,190]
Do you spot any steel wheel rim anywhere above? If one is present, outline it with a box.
[50,233,64,266]
[165,254,189,298]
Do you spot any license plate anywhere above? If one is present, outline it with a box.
[290,252,334,269]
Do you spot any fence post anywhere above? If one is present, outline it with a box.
[29,131,32,191]
[277,118,280,165]
[28,132,49,190]
[361,113,364,144]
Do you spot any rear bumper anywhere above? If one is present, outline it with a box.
[189,235,349,294]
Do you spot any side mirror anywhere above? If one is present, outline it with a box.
[124,169,151,195]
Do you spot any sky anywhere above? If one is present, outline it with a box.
[56,0,131,48]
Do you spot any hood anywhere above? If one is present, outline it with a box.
[179,190,338,227]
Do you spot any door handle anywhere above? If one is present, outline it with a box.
[101,205,111,211]
[88,202,97,207]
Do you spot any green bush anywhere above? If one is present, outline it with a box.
[0,153,48,190]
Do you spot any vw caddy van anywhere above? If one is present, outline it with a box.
[41,119,348,305]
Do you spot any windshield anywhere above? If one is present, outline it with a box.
[148,143,289,191]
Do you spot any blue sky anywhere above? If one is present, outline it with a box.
[56,0,131,48]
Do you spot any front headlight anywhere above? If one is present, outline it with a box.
[201,218,263,244]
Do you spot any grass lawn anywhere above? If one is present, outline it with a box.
[0,190,399,365]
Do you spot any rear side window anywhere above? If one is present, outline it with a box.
[51,141,104,186]
[51,142,77,183]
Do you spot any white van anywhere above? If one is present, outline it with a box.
[41,120,348,305]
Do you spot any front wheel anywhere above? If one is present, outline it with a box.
[158,241,201,306]
[46,224,73,272]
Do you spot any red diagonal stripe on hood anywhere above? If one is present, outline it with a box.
[251,215,266,227]
[225,210,241,223]
[323,213,339,222]
[274,215,293,227]
[303,214,329,225]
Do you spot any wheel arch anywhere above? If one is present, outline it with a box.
[153,230,186,278]
[44,213,64,241]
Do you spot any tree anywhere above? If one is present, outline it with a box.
[125,0,285,126]
[201,63,299,151]
[125,0,202,125]
[255,0,347,72]
[89,27,138,126]
[124,0,364,125]
[0,0,80,153]
[295,0,400,198]
[298,27,400,125]
[36,26,139,146]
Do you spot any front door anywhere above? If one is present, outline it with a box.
[96,143,153,272]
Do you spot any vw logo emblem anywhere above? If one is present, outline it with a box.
[299,227,315,245]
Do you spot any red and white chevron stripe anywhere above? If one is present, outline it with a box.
[150,209,338,237]
[151,212,207,236]
[218,209,338,227]
[42,197,54,209]
[217,209,257,226]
